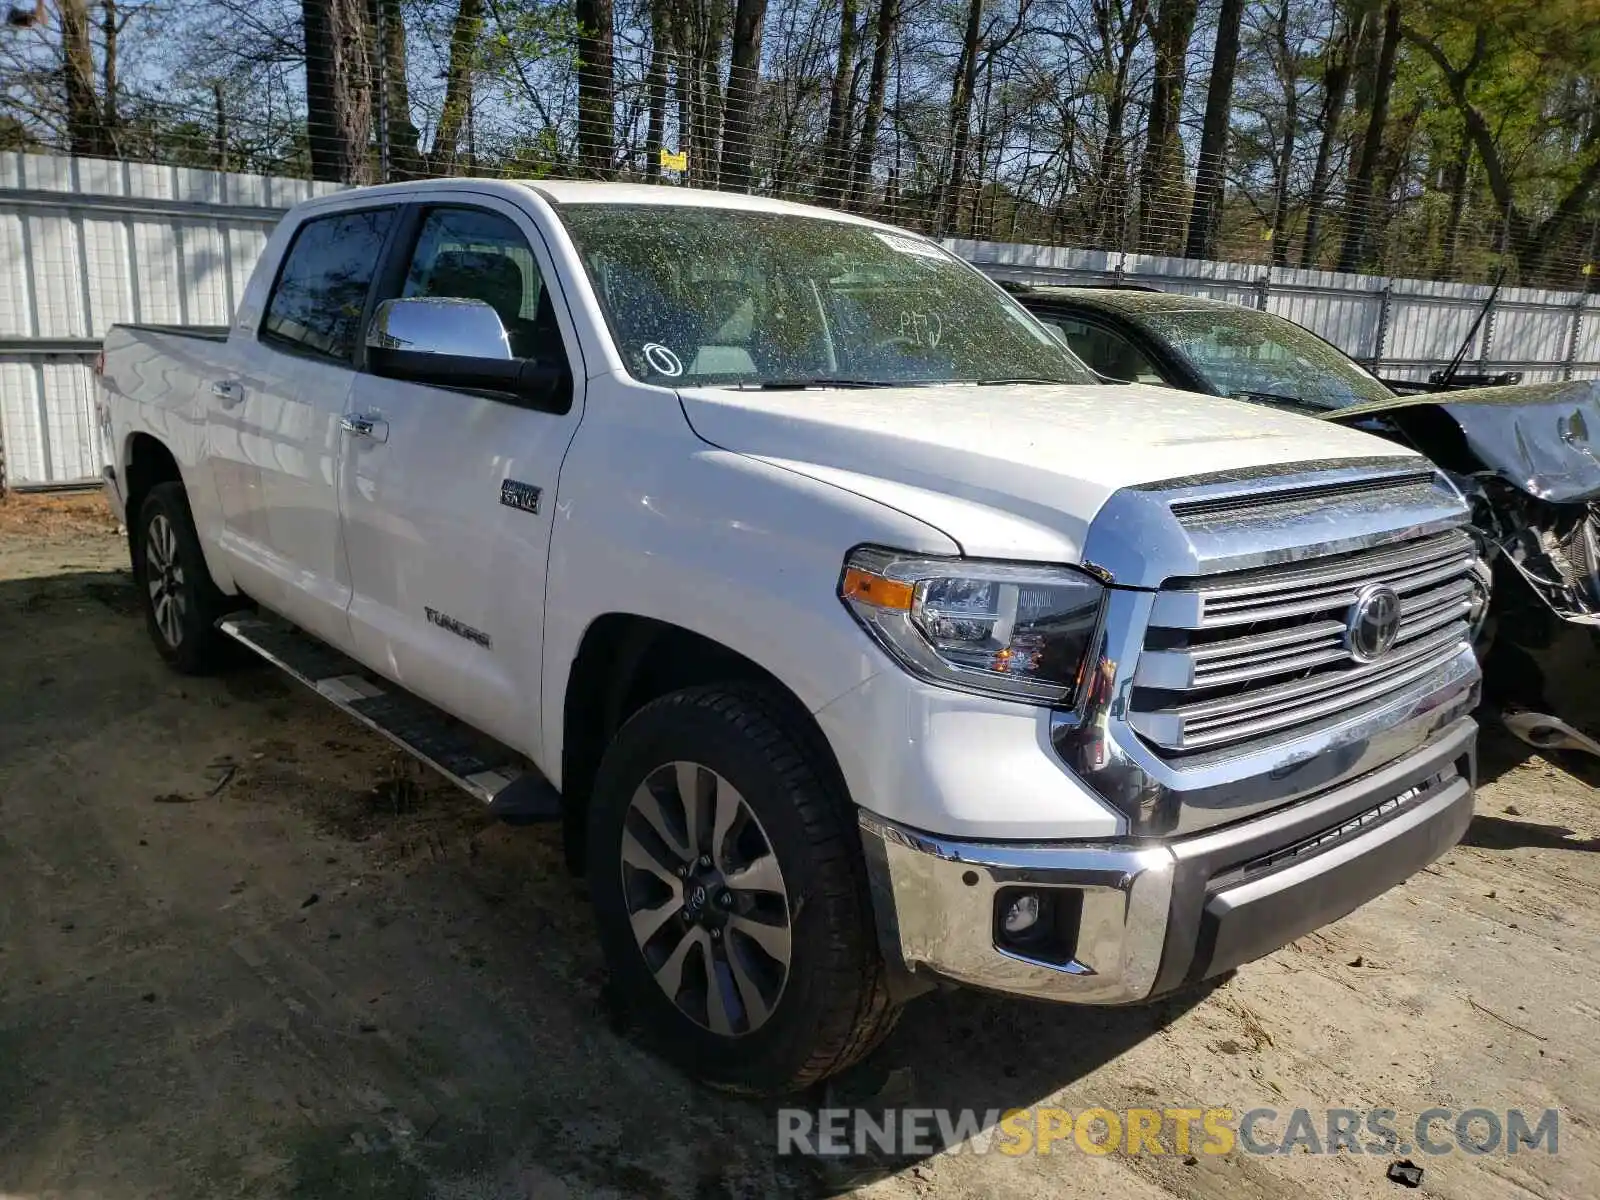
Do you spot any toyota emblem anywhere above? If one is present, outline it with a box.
[1346,584,1403,662]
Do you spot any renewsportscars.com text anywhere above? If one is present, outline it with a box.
[776,1106,1560,1158]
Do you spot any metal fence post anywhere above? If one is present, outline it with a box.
[374,0,391,184]
[1369,282,1393,371]
[1478,291,1498,374]
[1255,275,1270,311]
[1565,299,1586,381]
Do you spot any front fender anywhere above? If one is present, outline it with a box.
[539,389,957,786]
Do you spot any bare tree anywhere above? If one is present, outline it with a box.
[430,0,481,170]
[1300,9,1362,267]
[643,0,669,177]
[59,0,100,154]
[939,0,985,232]
[821,0,861,202]
[1336,0,1399,273]
[719,0,767,189]
[1138,0,1197,252]
[846,0,896,208]
[1184,0,1245,259]
[575,0,615,175]
[1087,0,1150,247]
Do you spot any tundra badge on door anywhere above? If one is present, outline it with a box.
[500,479,542,514]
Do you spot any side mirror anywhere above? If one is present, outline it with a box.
[369,295,513,360]
[365,297,570,410]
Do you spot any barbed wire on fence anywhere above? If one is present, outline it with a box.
[4,0,1600,292]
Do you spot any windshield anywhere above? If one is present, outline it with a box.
[1139,307,1392,411]
[556,204,1095,388]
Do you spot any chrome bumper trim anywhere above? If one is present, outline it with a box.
[858,811,1176,1003]
[859,715,1477,1005]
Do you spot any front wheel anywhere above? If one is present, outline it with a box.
[587,686,900,1095]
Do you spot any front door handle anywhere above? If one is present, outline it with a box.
[211,380,244,407]
[340,413,389,443]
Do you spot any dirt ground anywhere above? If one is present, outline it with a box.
[2,492,1597,1200]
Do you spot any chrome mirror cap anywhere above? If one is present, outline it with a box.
[367,297,512,361]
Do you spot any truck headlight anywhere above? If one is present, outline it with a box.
[839,547,1105,705]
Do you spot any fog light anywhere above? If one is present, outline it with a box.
[1002,892,1042,935]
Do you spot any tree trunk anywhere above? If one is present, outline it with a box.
[1300,16,1360,268]
[431,0,482,171]
[574,0,614,177]
[212,81,228,171]
[99,0,119,155]
[847,0,896,208]
[696,0,727,185]
[644,0,669,179]
[1442,136,1471,275]
[60,0,101,157]
[301,0,373,183]
[1182,0,1243,259]
[369,0,419,176]
[671,0,695,180]
[939,0,985,234]
[1137,0,1197,253]
[720,0,767,190]
[1336,0,1400,274]
[1090,0,1148,250]
[1267,0,1296,266]
[822,0,862,204]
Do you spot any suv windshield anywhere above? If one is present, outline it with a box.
[1139,307,1392,411]
[556,204,1094,388]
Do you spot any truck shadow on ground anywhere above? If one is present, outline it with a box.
[0,565,1218,1199]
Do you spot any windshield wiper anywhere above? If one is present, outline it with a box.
[976,377,1070,386]
[1230,389,1329,415]
[746,378,899,390]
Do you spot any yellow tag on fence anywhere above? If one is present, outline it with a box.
[660,148,688,172]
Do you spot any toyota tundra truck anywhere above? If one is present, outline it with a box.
[97,179,1484,1095]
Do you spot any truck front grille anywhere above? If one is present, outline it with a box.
[1128,530,1479,755]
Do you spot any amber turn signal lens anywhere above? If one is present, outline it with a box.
[841,566,915,611]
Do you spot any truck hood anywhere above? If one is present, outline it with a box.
[1325,380,1600,503]
[677,382,1416,564]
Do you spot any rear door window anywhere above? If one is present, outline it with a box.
[262,207,395,361]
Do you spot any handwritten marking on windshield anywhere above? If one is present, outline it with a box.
[898,310,943,349]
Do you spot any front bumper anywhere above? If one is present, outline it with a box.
[859,715,1476,1003]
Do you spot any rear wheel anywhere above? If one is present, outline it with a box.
[587,686,900,1095]
[134,482,239,674]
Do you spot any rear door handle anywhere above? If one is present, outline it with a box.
[211,380,243,407]
[340,413,389,443]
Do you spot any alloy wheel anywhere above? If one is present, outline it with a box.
[145,513,187,648]
[619,761,792,1036]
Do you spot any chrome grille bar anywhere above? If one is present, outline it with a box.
[1129,518,1482,755]
[1150,530,1475,631]
[1134,577,1476,690]
[1130,625,1469,752]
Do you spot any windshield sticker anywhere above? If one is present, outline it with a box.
[643,343,684,377]
[875,232,948,260]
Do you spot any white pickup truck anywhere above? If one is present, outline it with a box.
[98,179,1485,1094]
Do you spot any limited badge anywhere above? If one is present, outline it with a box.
[500,479,541,514]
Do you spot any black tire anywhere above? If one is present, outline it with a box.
[133,482,240,674]
[587,685,900,1095]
